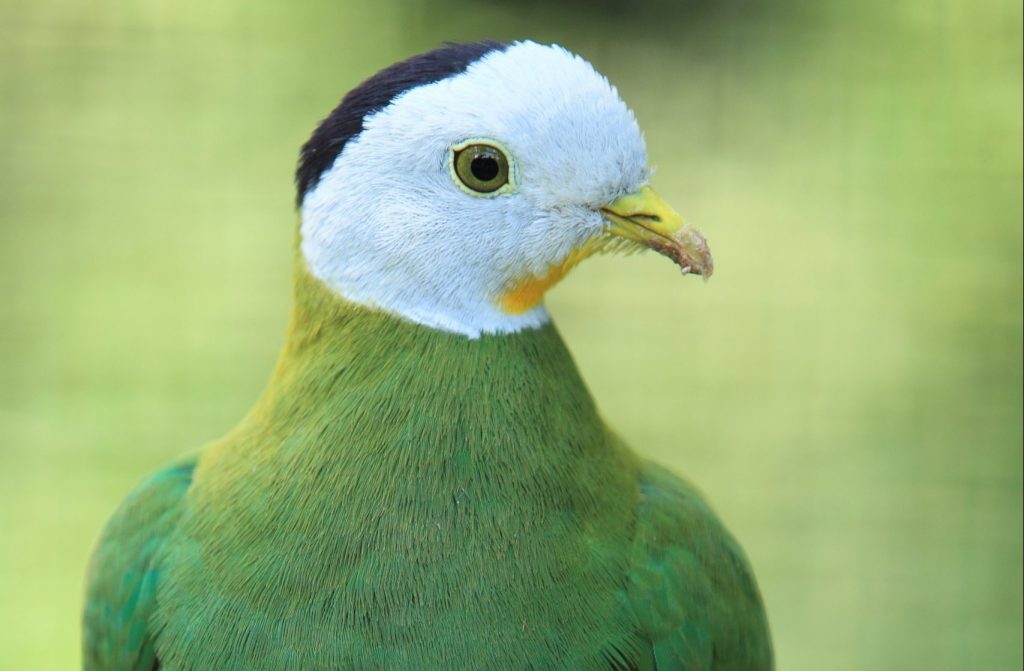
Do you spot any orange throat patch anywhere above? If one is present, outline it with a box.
[498,244,596,314]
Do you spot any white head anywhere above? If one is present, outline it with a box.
[299,41,710,338]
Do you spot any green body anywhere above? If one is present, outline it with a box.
[83,264,771,670]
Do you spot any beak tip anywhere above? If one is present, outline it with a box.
[671,227,713,281]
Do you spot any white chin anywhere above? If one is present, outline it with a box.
[312,267,552,339]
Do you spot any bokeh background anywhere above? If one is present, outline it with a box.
[1,0,1021,668]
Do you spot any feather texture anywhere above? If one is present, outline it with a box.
[83,263,771,670]
[83,458,194,670]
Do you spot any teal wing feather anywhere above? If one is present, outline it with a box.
[83,457,195,671]
[627,461,773,671]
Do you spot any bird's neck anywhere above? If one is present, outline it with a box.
[196,262,628,509]
[173,264,640,648]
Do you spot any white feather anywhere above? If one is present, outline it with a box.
[300,41,649,338]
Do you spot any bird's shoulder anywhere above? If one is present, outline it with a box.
[82,455,195,671]
[627,460,773,670]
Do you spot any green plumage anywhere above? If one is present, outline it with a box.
[83,263,771,670]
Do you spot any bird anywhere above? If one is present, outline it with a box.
[82,40,772,671]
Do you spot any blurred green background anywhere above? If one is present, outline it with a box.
[1,0,1021,668]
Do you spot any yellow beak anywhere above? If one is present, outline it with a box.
[600,186,713,278]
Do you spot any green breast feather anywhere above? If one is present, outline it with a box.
[83,266,771,670]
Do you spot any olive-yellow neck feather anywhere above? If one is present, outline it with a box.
[151,259,642,668]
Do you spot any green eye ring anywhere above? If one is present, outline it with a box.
[450,140,515,197]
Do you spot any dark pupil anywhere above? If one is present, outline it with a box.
[470,153,500,182]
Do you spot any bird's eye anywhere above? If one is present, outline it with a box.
[452,142,511,195]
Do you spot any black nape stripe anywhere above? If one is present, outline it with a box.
[295,40,509,206]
